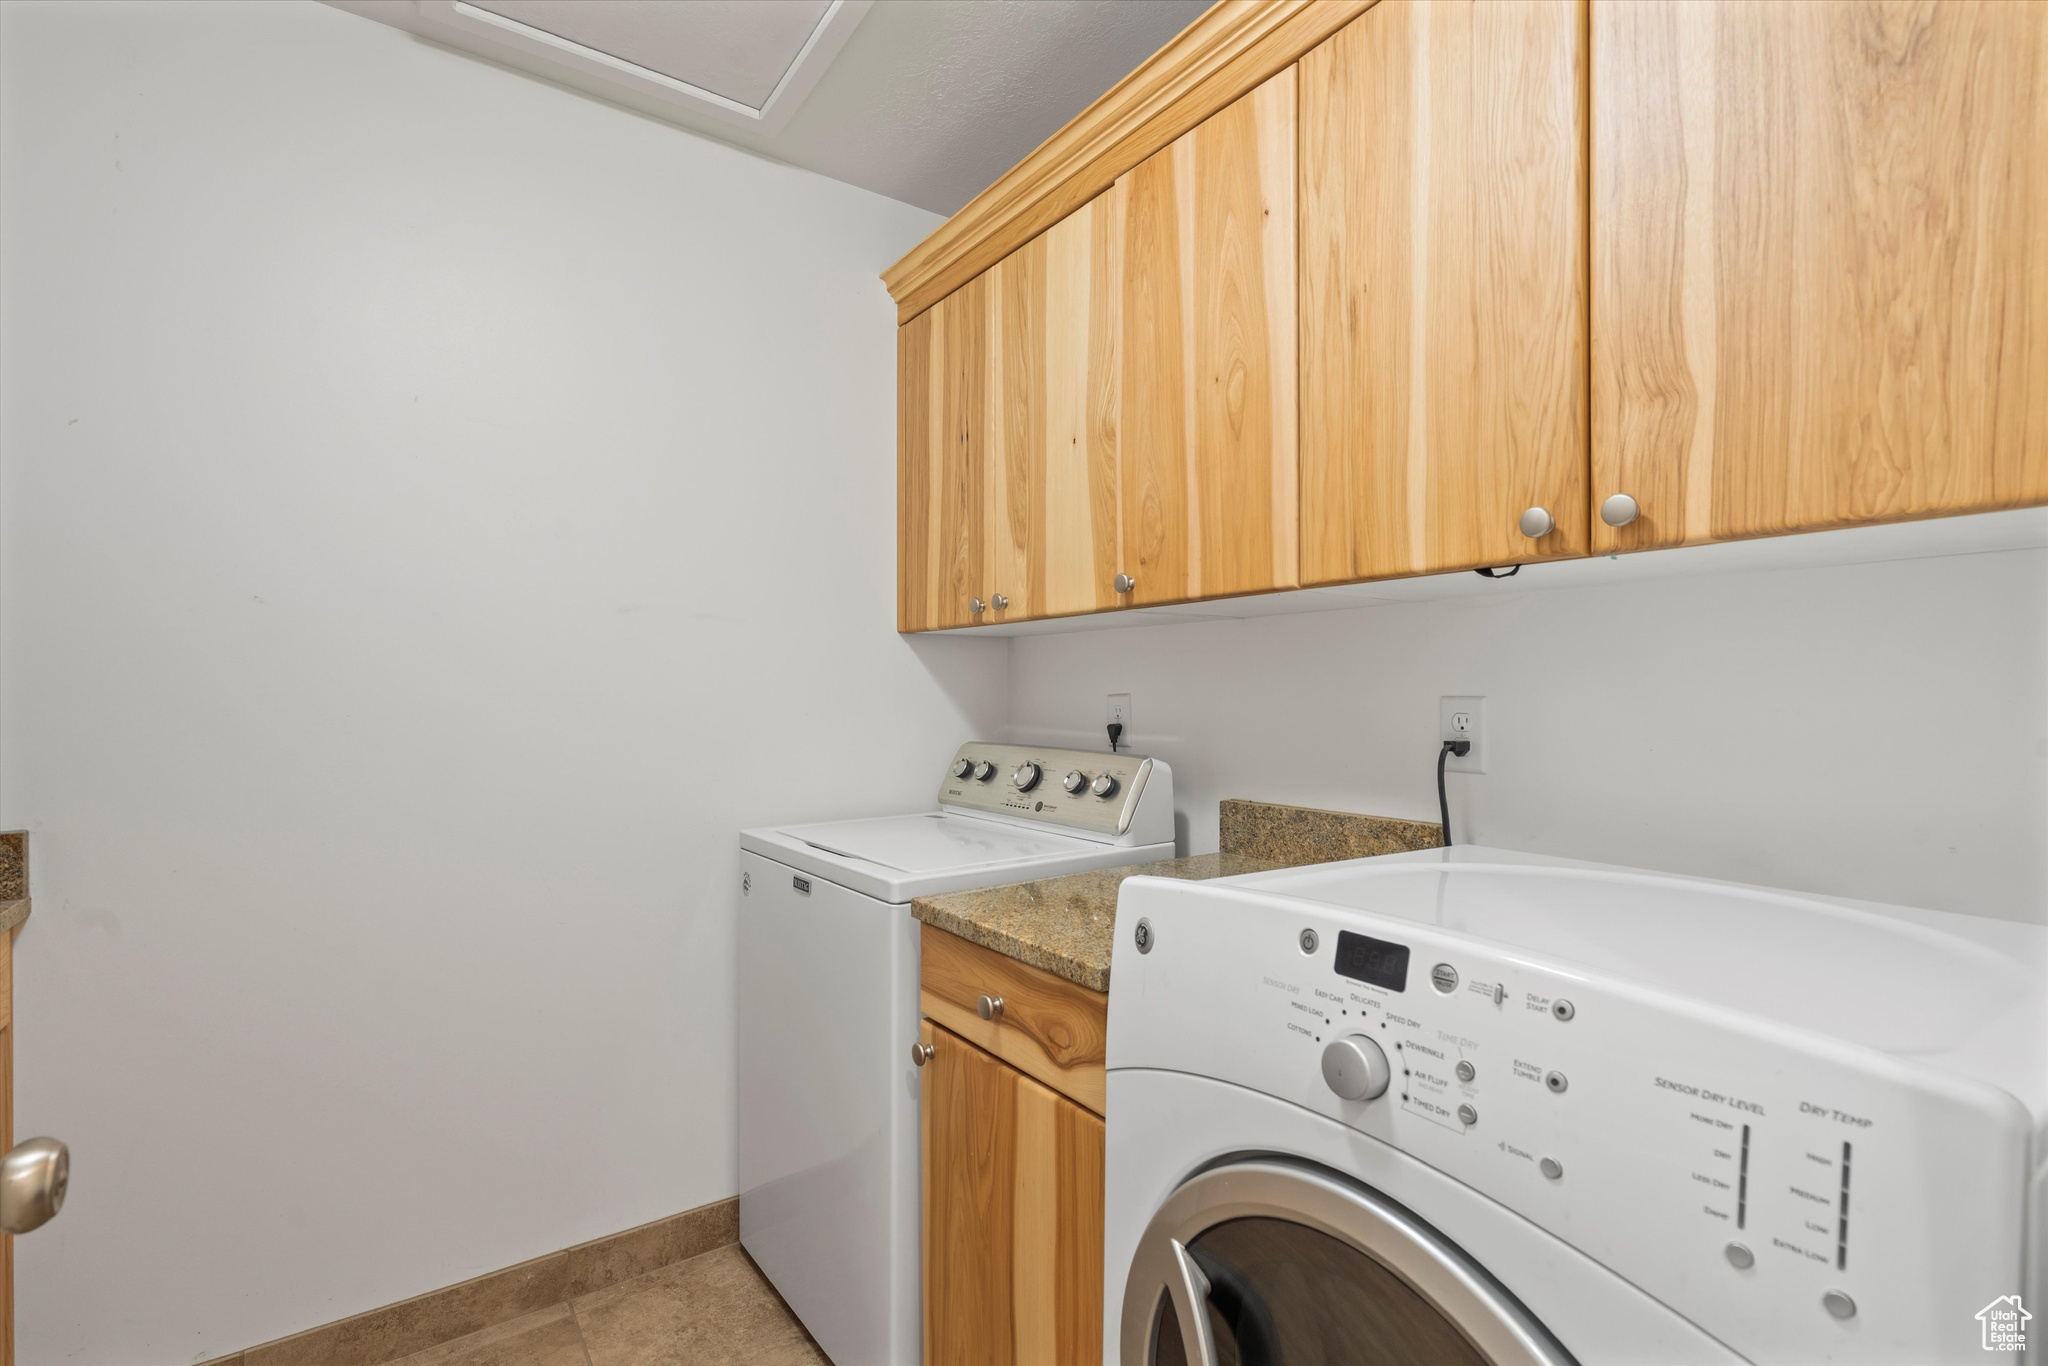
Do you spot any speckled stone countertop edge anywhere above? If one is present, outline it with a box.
[0,901,29,936]
[912,800,1445,992]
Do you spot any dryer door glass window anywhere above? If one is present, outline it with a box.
[1122,1161,1570,1366]
[1151,1216,1486,1366]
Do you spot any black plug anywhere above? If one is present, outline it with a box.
[1107,722,1124,753]
[1437,740,1469,847]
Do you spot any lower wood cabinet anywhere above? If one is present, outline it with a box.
[919,925,1108,1364]
[920,1019,1104,1366]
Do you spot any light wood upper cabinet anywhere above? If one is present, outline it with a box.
[1117,67,1299,607]
[1299,0,1589,584]
[897,279,987,632]
[985,194,1127,623]
[920,1019,1104,1366]
[1590,0,2048,552]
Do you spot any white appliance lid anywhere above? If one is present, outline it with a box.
[774,812,1096,876]
[1230,847,2043,1060]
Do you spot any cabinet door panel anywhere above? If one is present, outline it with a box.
[898,281,989,632]
[921,1021,1104,1366]
[1118,68,1298,607]
[987,196,1126,623]
[1591,0,2048,551]
[1300,0,1589,584]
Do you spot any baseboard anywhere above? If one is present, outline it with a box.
[213,1196,738,1366]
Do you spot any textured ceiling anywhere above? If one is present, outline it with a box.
[466,0,835,108]
[332,0,1215,215]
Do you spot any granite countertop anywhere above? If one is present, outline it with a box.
[912,799,1442,992]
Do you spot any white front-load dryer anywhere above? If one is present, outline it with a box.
[1104,847,2047,1365]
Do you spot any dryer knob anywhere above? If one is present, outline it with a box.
[1321,1035,1391,1103]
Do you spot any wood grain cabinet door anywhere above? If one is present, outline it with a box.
[1299,0,1590,584]
[921,1020,1104,1366]
[1591,0,2048,552]
[898,279,990,632]
[986,195,1128,623]
[1114,67,1299,608]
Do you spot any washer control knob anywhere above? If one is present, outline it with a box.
[1320,1036,1391,1102]
[952,758,973,779]
[1725,1242,1754,1270]
[1012,762,1041,791]
[1063,770,1088,794]
[1822,1290,1856,1321]
[1090,773,1119,798]
[1455,1060,1476,1083]
[972,760,996,782]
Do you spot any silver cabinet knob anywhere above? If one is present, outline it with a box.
[910,1041,934,1067]
[1012,762,1041,791]
[972,760,996,781]
[990,593,1009,610]
[1113,573,1137,594]
[976,994,1004,1020]
[1320,1036,1391,1102]
[1600,493,1640,527]
[1090,773,1119,798]
[1063,770,1087,794]
[969,597,986,614]
[951,757,973,779]
[0,1138,68,1236]
[1519,506,1555,538]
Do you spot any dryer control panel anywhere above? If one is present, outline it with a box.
[1108,860,2040,1366]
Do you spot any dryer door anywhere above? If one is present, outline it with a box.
[1122,1159,1574,1366]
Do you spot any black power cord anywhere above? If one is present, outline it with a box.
[1437,740,1471,847]
[1107,722,1124,753]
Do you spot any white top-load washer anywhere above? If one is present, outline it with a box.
[1105,846,2047,1365]
[739,741,1174,1366]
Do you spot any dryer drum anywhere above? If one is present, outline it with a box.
[1124,1159,1572,1366]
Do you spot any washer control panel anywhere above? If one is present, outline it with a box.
[1108,875,2035,1366]
[937,742,1153,838]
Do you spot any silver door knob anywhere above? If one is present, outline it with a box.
[969,597,986,614]
[910,1042,934,1067]
[1090,773,1118,798]
[976,994,1004,1020]
[1519,506,1555,538]
[1063,770,1087,793]
[991,593,1009,610]
[0,1137,69,1235]
[1113,573,1136,594]
[1321,1036,1391,1102]
[1600,493,1640,527]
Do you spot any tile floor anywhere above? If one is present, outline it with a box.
[393,1245,830,1366]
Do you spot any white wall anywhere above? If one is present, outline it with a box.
[0,3,1006,1361]
[1009,547,2048,925]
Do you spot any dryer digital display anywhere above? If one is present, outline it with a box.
[1334,931,1409,991]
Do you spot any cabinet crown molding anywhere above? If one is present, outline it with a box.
[880,0,1372,326]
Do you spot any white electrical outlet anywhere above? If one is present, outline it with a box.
[1107,693,1132,729]
[1440,696,1485,774]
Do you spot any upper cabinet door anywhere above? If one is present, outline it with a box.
[1116,69,1299,608]
[985,195,1127,623]
[898,279,989,632]
[1299,0,1589,584]
[1591,0,2048,552]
